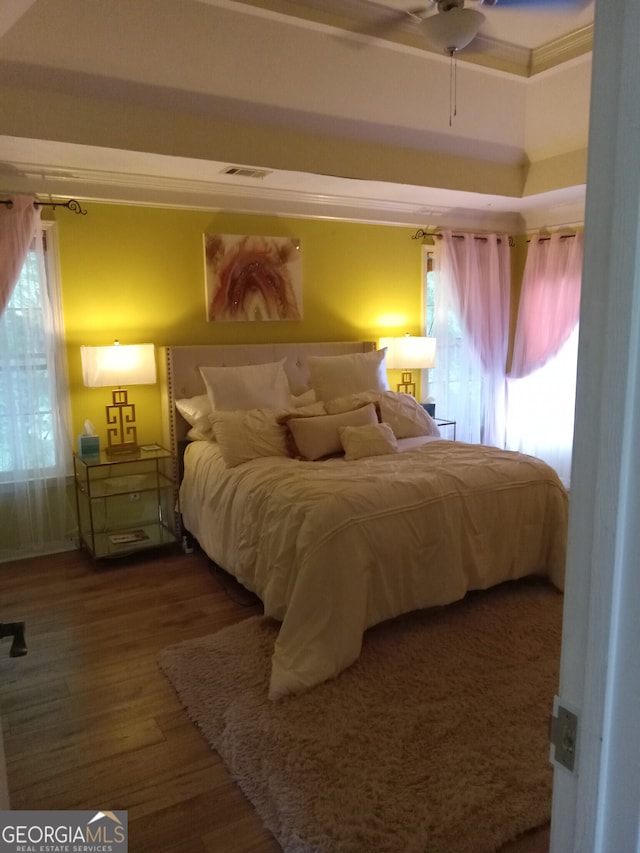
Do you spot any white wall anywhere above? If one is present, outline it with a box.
[525,55,592,163]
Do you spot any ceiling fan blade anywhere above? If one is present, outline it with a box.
[480,0,590,7]
[337,2,428,45]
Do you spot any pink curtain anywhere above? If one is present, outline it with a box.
[0,194,40,316]
[441,230,511,447]
[510,232,583,378]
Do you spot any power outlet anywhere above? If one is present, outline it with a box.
[129,492,140,503]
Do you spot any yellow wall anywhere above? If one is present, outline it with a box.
[58,203,425,447]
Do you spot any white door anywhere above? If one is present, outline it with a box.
[550,0,640,849]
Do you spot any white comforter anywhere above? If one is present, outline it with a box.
[180,438,568,699]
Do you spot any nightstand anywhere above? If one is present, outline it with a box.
[421,404,457,440]
[73,445,179,559]
[434,418,457,440]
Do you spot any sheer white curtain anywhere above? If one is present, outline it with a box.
[506,232,583,486]
[0,199,75,561]
[428,232,511,446]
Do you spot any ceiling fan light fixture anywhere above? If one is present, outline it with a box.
[419,8,486,53]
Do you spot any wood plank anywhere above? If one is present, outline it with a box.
[7,715,166,790]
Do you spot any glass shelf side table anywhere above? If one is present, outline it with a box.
[73,445,179,559]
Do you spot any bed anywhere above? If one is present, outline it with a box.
[160,342,568,700]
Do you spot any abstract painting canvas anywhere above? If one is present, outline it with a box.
[204,234,303,321]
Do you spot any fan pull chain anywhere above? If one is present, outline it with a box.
[448,48,458,127]
[454,50,458,121]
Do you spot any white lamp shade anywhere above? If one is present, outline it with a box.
[81,343,157,387]
[419,8,485,53]
[379,336,436,370]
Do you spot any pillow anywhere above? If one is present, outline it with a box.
[326,390,440,439]
[307,348,389,402]
[210,401,326,468]
[186,425,213,442]
[199,360,293,411]
[175,394,210,426]
[292,388,317,407]
[339,422,399,461]
[175,394,214,440]
[210,408,289,467]
[283,403,378,461]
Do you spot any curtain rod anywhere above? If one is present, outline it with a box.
[526,233,577,243]
[0,197,87,215]
[412,229,515,247]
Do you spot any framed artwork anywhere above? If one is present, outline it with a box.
[204,234,303,321]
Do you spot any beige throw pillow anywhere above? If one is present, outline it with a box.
[326,390,440,439]
[307,348,389,401]
[339,422,399,460]
[283,403,378,461]
[211,402,326,468]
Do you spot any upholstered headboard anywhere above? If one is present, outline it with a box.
[159,341,376,456]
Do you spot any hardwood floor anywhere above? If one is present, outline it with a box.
[0,547,549,852]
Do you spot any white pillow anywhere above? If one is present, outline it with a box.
[339,422,399,461]
[307,348,389,402]
[210,408,290,467]
[175,394,210,425]
[292,388,317,407]
[175,394,214,440]
[326,390,440,439]
[283,403,378,461]
[210,401,326,468]
[199,360,293,411]
[186,426,213,442]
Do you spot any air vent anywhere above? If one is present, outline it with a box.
[222,166,271,179]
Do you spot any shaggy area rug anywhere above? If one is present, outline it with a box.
[158,578,562,853]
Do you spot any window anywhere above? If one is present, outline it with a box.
[424,246,484,443]
[0,225,70,482]
[0,226,70,481]
[505,327,578,487]
[426,232,580,481]
[504,232,583,487]
[0,216,74,561]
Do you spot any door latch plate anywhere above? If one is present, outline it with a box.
[549,695,578,773]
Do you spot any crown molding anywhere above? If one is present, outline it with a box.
[467,24,593,77]
[0,159,524,231]
[530,24,593,75]
[458,36,531,77]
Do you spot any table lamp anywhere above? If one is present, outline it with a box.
[379,334,436,397]
[81,341,157,455]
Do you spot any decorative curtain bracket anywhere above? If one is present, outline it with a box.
[412,229,442,241]
[0,197,87,215]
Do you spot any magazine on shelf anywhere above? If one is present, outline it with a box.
[108,529,150,546]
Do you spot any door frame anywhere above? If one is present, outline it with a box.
[550,0,640,849]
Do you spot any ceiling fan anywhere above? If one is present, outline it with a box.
[350,0,589,124]
[358,0,590,56]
